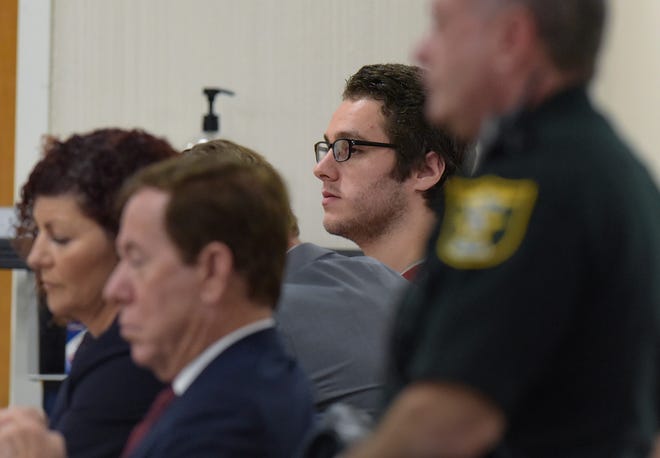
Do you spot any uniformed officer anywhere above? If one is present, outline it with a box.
[346,0,660,457]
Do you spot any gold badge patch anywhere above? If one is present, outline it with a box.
[436,175,538,269]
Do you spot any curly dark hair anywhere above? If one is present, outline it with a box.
[14,128,178,254]
[343,63,467,207]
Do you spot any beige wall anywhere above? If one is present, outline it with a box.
[593,0,660,185]
[49,0,428,250]
[43,1,660,250]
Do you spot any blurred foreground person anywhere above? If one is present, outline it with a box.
[0,129,175,457]
[347,0,660,457]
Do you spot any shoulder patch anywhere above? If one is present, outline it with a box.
[436,175,538,269]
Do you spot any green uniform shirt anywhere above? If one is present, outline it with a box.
[387,86,660,458]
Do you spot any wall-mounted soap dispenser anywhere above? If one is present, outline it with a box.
[184,87,235,151]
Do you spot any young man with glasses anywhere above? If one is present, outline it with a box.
[314,63,466,280]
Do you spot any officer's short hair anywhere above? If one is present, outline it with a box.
[488,0,607,79]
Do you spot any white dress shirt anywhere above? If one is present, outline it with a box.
[172,317,275,396]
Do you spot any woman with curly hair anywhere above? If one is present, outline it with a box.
[9,128,178,457]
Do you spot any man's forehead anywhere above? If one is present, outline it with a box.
[125,188,169,219]
[327,99,388,138]
[118,188,170,243]
[338,97,384,115]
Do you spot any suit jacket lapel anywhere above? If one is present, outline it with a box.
[126,329,280,457]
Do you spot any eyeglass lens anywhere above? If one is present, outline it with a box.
[333,139,350,161]
[315,143,329,162]
[315,139,356,162]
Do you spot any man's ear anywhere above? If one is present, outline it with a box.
[492,5,538,75]
[413,151,445,192]
[196,242,233,304]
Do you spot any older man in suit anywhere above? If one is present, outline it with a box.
[104,155,314,457]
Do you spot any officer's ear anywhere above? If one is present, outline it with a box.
[412,151,445,192]
[492,4,538,75]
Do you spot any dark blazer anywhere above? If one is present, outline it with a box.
[50,319,164,458]
[128,328,314,458]
[277,243,409,416]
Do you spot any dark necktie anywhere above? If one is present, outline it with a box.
[121,386,176,457]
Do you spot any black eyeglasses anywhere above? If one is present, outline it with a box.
[314,138,397,163]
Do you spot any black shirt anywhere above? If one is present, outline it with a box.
[387,86,660,458]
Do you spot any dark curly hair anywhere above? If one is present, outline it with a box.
[14,128,179,254]
[343,63,467,207]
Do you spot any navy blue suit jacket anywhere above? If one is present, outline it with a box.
[128,328,314,458]
[50,319,164,458]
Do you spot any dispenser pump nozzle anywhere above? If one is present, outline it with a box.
[203,87,235,134]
